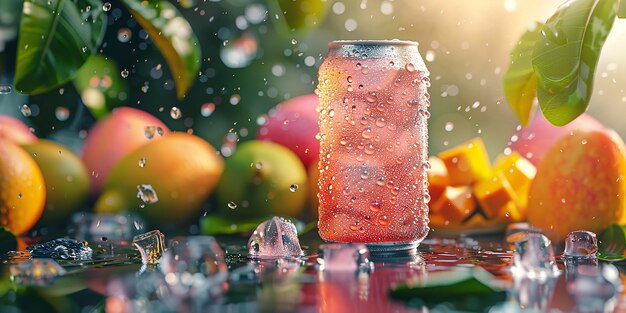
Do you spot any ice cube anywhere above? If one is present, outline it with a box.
[27,238,93,260]
[511,233,559,278]
[566,264,621,312]
[563,230,597,258]
[160,236,228,297]
[10,258,66,286]
[248,216,303,258]
[137,184,158,205]
[513,274,557,311]
[505,222,542,244]
[132,230,165,265]
[317,243,373,272]
[70,213,145,242]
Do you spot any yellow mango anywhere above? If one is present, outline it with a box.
[438,137,491,186]
[430,186,476,224]
[427,156,449,204]
[493,152,536,209]
[473,173,516,219]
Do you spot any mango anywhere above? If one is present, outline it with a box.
[473,173,516,219]
[493,152,536,209]
[430,186,476,225]
[438,137,491,186]
[527,129,626,242]
[427,156,448,204]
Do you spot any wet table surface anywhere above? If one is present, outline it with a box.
[1,231,625,313]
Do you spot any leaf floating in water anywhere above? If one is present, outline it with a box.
[390,267,506,302]
[598,224,626,261]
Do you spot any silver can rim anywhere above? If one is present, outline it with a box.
[328,39,418,48]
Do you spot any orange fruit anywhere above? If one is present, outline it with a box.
[0,140,45,234]
[94,133,223,226]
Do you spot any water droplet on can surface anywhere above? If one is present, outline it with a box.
[370,200,381,211]
[170,107,182,119]
[405,63,416,72]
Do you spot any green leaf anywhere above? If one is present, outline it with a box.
[390,267,506,311]
[120,0,200,99]
[618,0,626,18]
[598,224,626,261]
[532,0,618,126]
[0,227,17,254]
[200,215,306,236]
[503,22,543,126]
[15,0,106,94]
[73,54,127,118]
[273,0,329,32]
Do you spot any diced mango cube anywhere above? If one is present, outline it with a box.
[438,137,491,186]
[427,156,449,204]
[493,152,536,209]
[473,173,516,219]
[430,186,476,224]
[498,201,523,222]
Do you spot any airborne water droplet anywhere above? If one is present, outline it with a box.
[170,107,182,119]
[138,157,146,168]
[0,85,12,94]
[117,28,132,43]
[102,2,111,11]
[289,184,299,192]
[228,201,237,209]
[120,70,129,78]
[444,122,454,132]
[20,104,32,117]
[136,184,158,205]
[200,103,215,117]
[55,107,70,121]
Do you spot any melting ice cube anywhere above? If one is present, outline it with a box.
[137,184,158,205]
[70,213,145,242]
[248,216,302,258]
[10,259,66,286]
[160,236,228,297]
[132,230,165,265]
[317,243,373,272]
[512,233,559,278]
[563,230,597,258]
[27,238,93,260]
[566,264,621,312]
[505,222,542,244]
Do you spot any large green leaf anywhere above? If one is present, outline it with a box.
[120,0,201,99]
[73,54,126,118]
[532,0,618,126]
[598,224,626,261]
[503,22,542,126]
[618,0,626,17]
[14,0,106,94]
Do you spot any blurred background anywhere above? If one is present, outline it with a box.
[1,0,626,158]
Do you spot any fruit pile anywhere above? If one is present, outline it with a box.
[0,94,320,236]
[427,137,536,233]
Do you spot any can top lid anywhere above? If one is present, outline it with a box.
[328,39,418,48]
